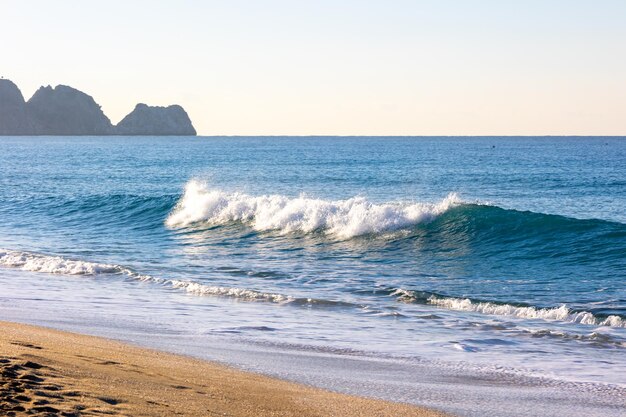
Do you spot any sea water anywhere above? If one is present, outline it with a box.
[0,136,624,416]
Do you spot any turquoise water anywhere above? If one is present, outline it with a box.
[1,136,625,414]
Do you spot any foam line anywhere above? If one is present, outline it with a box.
[0,249,292,304]
[392,289,625,328]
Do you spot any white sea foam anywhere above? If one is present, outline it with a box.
[169,280,290,302]
[0,249,292,304]
[0,249,121,275]
[165,180,460,239]
[392,289,625,328]
[4,249,624,327]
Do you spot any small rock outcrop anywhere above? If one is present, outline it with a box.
[0,79,32,135]
[115,103,196,136]
[0,79,196,136]
[26,85,114,135]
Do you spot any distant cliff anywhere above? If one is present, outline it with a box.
[27,85,114,135]
[0,79,32,135]
[116,103,196,136]
[0,79,196,136]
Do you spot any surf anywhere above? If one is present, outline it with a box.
[2,248,624,329]
[391,289,625,328]
[165,180,460,238]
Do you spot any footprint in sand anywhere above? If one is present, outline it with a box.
[9,341,43,350]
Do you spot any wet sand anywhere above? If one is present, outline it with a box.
[0,321,450,416]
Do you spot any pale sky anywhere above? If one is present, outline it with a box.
[2,0,625,135]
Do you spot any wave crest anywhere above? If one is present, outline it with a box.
[168,280,290,303]
[165,180,460,238]
[0,249,294,304]
[392,289,625,328]
[0,249,121,275]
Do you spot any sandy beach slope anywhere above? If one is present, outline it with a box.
[0,321,450,416]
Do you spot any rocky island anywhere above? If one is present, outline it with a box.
[0,79,196,136]
[116,103,197,136]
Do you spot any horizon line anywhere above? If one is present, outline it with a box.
[192,134,626,138]
[1,134,625,138]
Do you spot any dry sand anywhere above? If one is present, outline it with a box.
[0,321,450,417]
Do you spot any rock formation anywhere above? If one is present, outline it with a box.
[115,103,196,136]
[0,79,196,136]
[26,85,114,135]
[0,79,32,135]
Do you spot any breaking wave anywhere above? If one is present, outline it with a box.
[165,180,460,238]
[0,249,381,309]
[391,289,625,328]
[2,248,624,329]
[0,249,122,275]
[0,249,292,303]
[0,249,366,308]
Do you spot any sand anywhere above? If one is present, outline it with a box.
[0,321,450,416]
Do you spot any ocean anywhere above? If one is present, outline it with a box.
[1,136,624,416]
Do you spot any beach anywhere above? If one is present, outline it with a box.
[0,321,448,417]
[0,136,624,417]
[2,1,626,415]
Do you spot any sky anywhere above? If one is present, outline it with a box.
[2,0,625,135]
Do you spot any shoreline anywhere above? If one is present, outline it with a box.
[0,321,449,416]
[2,274,626,417]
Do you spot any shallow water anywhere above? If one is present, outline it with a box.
[1,136,625,415]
